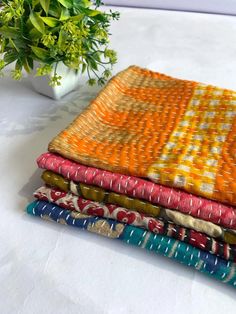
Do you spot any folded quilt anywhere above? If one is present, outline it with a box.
[27,200,236,288]
[48,66,236,206]
[37,153,236,230]
[34,186,236,262]
[41,170,236,244]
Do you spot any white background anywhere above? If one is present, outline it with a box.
[105,0,236,15]
[0,6,236,314]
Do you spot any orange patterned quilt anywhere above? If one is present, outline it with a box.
[49,66,236,206]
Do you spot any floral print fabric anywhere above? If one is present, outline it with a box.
[41,170,236,244]
[34,186,236,262]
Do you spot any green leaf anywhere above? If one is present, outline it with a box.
[31,46,49,60]
[14,37,27,49]
[87,57,98,71]
[58,30,67,49]
[27,57,34,70]
[9,38,19,52]
[48,5,61,18]
[29,28,42,40]
[23,60,31,73]
[32,0,40,9]
[29,12,45,34]
[16,59,23,71]
[93,51,101,62]
[4,51,19,64]
[70,14,83,22]
[82,0,92,8]
[40,17,59,27]
[76,6,101,17]
[58,0,73,8]
[23,56,33,73]
[40,0,50,14]
[82,63,86,74]
[74,0,92,8]
[0,26,20,39]
[59,7,70,21]
[87,9,101,16]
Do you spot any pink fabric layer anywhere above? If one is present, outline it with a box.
[37,152,236,229]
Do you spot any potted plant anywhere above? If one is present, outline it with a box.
[0,0,119,99]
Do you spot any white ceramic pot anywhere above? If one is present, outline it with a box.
[30,62,80,100]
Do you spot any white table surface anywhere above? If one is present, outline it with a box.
[0,6,236,314]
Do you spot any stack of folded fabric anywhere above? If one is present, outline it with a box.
[26,66,236,287]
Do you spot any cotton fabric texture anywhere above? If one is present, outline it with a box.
[26,66,236,288]
[41,170,236,244]
[48,66,236,206]
[27,200,236,288]
[34,185,236,262]
[38,153,236,230]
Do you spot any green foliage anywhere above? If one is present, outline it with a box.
[0,0,120,86]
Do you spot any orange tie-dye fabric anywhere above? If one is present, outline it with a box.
[49,66,236,206]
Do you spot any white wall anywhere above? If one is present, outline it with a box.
[104,0,236,15]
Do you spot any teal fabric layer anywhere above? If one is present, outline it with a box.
[27,200,236,288]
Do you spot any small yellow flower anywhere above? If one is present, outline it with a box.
[41,33,57,48]
[50,46,60,58]
[65,58,81,70]
[66,42,77,54]
[62,21,79,34]
[95,28,107,40]
[88,78,96,86]
[104,49,117,64]
[103,69,111,79]
[11,69,22,80]
[49,74,62,87]
[36,64,53,76]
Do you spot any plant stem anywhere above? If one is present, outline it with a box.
[90,67,100,79]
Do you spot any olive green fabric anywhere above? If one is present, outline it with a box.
[42,170,69,192]
[42,170,161,216]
